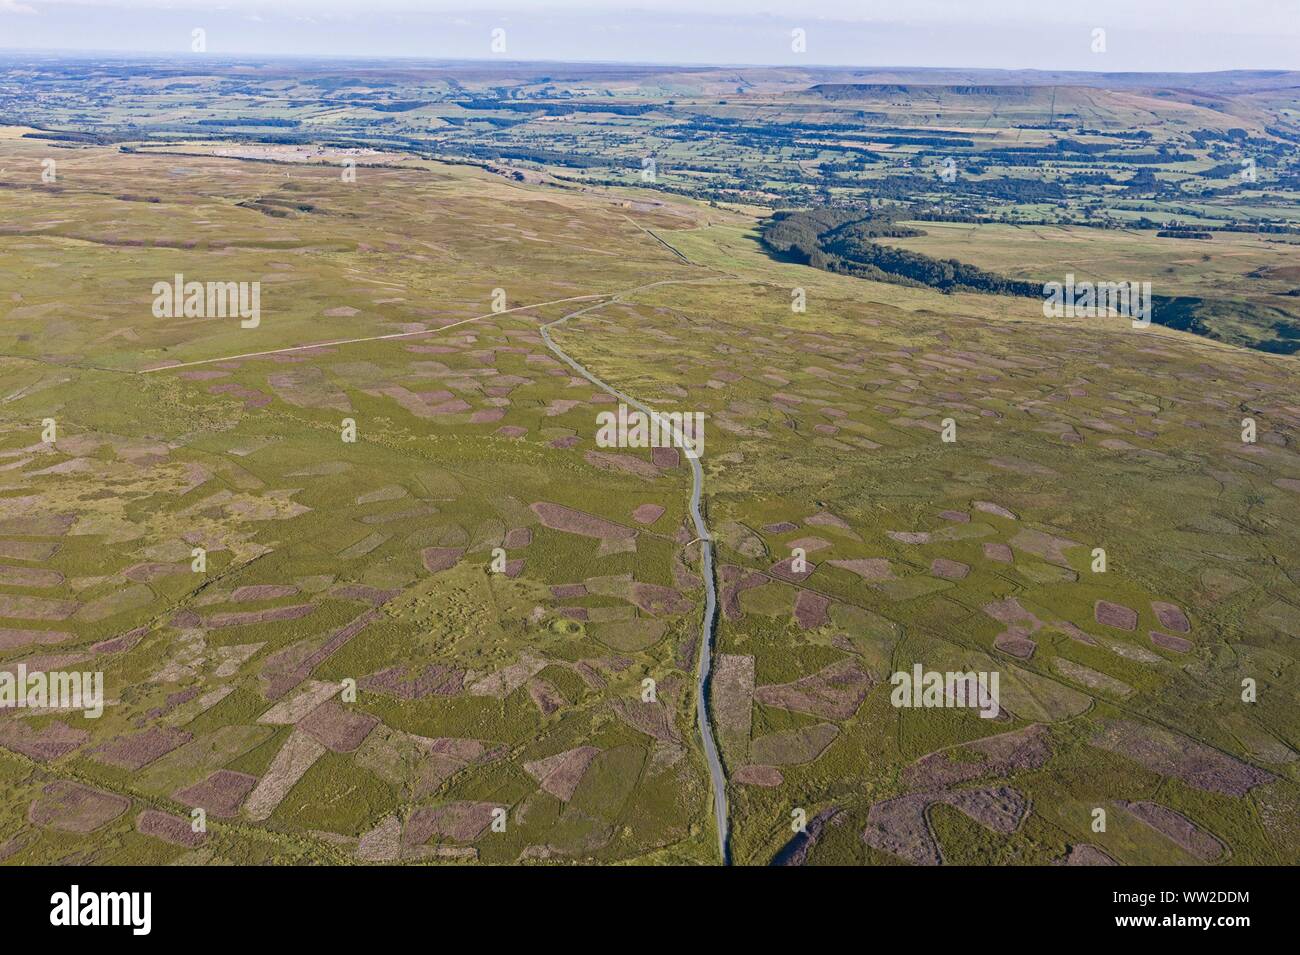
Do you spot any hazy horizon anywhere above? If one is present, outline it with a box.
[6,48,1300,77]
[1,1,1297,72]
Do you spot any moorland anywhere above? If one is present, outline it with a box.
[0,57,1297,865]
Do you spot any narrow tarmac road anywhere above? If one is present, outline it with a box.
[540,301,730,865]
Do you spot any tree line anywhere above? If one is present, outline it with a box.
[761,208,1042,297]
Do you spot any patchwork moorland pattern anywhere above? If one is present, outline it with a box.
[0,128,1297,865]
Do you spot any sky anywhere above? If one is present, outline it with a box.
[0,0,1297,72]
